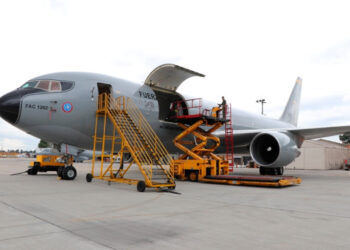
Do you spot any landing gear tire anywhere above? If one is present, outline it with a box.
[261,167,284,176]
[137,181,146,192]
[269,167,284,175]
[271,168,279,175]
[259,167,266,175]
[188,171,198,182]
[86,173,93,182]
[57,167,64,178]
[277,167,284,175]
[62,166,77,180]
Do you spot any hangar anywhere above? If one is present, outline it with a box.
[286,139,350,170]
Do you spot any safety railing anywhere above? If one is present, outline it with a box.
[102,94,174,185]
[170,98,208,118]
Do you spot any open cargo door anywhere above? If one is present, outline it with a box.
[144,64,205,121]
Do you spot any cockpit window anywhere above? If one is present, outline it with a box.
[20,80,74,92]
[61,81,74,91]
[21,81,37,89]
[50,81,61,92]
[36,80,50,91]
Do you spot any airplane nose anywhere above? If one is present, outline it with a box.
[0,90,21,124]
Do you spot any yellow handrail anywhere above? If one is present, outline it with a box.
[99,93,174,184]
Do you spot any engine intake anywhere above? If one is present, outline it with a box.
[250,132,300,168]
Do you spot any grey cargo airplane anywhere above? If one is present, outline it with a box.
[1,64,350,176]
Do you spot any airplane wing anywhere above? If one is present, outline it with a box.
[288,125,350,140]
[214,125,350,144]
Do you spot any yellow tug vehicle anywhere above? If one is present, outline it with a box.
[28,154,76,180]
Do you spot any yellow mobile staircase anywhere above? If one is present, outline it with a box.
[86,93,175,192]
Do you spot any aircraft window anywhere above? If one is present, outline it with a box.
[61,81,74,91]
[20,81,38,89]
[20,79,73,92]
[50,81,61,92]
[36,80,50,91]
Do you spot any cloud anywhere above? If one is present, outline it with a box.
[314,40,350,64]
[0,138,28,151]
[1,0,350,148]
[0,120,38,150]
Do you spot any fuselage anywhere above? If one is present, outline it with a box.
[0,72,294,153]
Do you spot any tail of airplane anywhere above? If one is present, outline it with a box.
[279,77,302,127]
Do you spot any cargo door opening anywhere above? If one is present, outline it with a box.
[152,90,188,121]
[143,64,205,122]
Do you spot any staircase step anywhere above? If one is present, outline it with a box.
[103,96,175,185]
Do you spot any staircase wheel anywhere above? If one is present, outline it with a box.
[168,183,176,190]
[188,171,198,182]
[86,173,93,182]
[137,181,146,192]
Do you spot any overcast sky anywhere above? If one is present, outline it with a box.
[1,0,350,150]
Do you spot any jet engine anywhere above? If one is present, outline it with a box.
[249,131,300,168]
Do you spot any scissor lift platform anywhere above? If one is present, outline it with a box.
[171,115,228,126]
[202,174,301,187]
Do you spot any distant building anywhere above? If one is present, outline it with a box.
[0,152,20,158]
[286,139,350,170]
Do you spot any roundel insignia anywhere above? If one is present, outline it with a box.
[62,102,73,113]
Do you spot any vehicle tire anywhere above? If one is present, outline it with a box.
[188,171,198,182]
[62,166,77,180]
[86,173,93,182]
[28,167,38,175]
[32,167,38,175]
[137,181,146,192]
[57,167,64,177]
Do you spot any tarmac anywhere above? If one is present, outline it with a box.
[1,158,350,250]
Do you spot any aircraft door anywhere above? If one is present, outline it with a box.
[97,83,111,95]
[97,83,112,107]
[144,64,204,121]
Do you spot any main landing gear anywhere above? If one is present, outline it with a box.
[259,166,284,176]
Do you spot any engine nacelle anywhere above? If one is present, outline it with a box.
[249,131,300,168]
